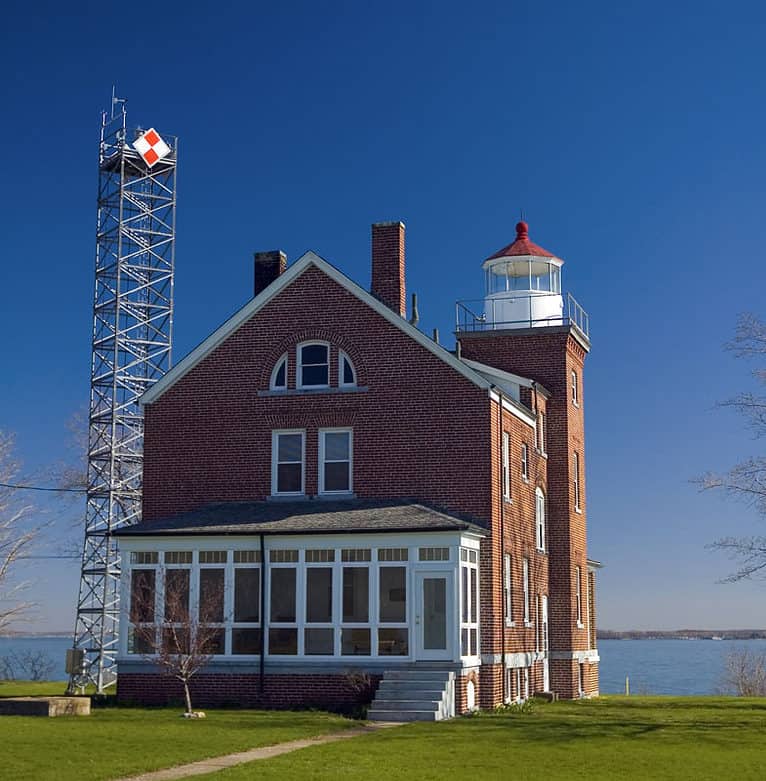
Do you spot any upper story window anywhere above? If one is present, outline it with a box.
[272,430,305,496]
[502,431,511,501]
[535,487,546,552]
[521,443,529,481]
[522,557,531,626]
[270,354,287,390]
[571,370,579,406]
[537,411,546,456]
[298,343,329,388]
[319,429,353,494]
[573,451,581,511]
[339,351,357,387]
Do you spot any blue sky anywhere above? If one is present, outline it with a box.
[2,1,765,631]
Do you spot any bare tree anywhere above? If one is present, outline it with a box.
[130,567,224,716]
[701,314,766,581]
[0,431,37,634]
[0,649,56,681]
[720,647,766,696]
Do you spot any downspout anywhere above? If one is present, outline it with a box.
[259,533,266,697]
[494,385,507,705]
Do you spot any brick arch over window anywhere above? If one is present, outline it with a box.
[259,330,367,390]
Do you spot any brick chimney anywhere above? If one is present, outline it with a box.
[254,250,287,297]
[371,221,406,317]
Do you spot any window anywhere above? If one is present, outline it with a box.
[521,443,529,481]
[419,547,449,561]
[305,565,334,655]
[272,430,305,495]
[522,558,530,625]
[270,565,297,655]
[535,488,546,552]
[573,451,581,511]
[379,566,408,655]
[575,565,583,626]
[232,557,261,655]
[502,431,511,500]
[571,370,579,406]
[342,566,370,655]
[270,354,287,390]
[297,342,329,388]
[460,547,479,657]
[503,553,513,626]
[319,429,352,494]
[198,565,225,654]
[339,351,357,387]
[537,411,546,455]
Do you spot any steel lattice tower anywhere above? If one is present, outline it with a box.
[68,96,177,693]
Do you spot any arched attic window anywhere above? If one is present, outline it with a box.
[338,351,357,387]
[270,353,288,390]
[297,342,329,388]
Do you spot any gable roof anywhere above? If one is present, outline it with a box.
[114,498,488,537]
[141,251,495,406]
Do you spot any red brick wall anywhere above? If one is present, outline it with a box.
[117,672,380,711]
[459,325,595,697]
[142,265,491,523]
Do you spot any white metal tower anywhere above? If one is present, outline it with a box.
[68,95,177,693]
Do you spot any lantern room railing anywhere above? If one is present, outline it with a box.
[455,292,590,339]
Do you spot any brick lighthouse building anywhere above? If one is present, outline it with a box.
[115,220,599,718]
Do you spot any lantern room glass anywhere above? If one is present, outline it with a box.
[485,259,560,295]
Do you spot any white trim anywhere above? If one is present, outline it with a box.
[338,351,357,388]
[462,358,536,390]
[271,429,306,497]
[489,390,536,427]
[141,252,493,406]
[297,340,330,390]
[318,428,353,495]
[535,487,546,552]
[550,650,600,663]
[270,353,288,390]
[522,557,530,625]
[501,431,511,501]
[503,552,512,627]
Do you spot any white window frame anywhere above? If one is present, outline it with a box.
[575,565,583,627]
[269,353,288,390]
[522,557,531,626]
[338,350,357,388]
[271,429,306,497]
[573,451,581,511]
[535,487,546,552]
[537,411,546,456]
[502,431,511,501]
[297,341,330,389]
[318,428,353,495]
[503,552,513,627]
[521,443,529,481]
[459,547,480,659]
[571,370,579,406]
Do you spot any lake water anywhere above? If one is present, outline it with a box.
[2,635,765,695]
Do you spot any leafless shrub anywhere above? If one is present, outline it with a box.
[720,648,766,696]
[0,650,56,681]
[130,569,223,715]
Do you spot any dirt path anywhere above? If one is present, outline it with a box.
[112,722,399,781]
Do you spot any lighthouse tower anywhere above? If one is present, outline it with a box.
[457,221,597,699]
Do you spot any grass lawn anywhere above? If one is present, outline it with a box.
[191,697,766,781]
[1,682,355,781]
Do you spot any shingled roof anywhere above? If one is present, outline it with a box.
[115,499,488,537]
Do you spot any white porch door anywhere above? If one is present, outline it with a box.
[414,571,452,660]
[542,594,550,691]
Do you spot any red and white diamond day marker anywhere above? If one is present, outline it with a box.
[133,128,171,167]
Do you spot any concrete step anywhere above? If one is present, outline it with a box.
[367,708,439,722]
[383,669,451,681]
[371,698,443,710]
[376,681,447,696]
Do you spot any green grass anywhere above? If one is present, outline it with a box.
[0,680,70,697]
[1,682,355,781]
[190,697,766,781]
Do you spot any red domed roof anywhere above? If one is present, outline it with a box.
[486,222,559,261]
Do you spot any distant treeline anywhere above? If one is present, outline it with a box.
[598,629,766,640]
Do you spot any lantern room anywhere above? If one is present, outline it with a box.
[481,221,564,329]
